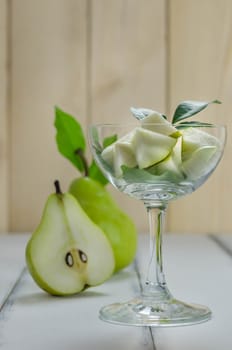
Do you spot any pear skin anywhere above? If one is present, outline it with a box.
[69,177,137,271]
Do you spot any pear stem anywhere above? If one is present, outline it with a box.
[75,148,89,177]
[54,180,62,194]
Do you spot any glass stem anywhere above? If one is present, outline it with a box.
[143,203,172,300]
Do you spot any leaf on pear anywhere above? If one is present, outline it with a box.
[172,100,221,124]
[54,107,86,172]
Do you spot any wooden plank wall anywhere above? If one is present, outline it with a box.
[90,0,166,232]
[0,0,231,234]
[10,0,88,231]
[0,0,9,231]
[168,0,232,233]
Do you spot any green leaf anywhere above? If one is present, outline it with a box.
[89,134,117,186]
[54,107,86,172]
[172,100,221,124]
[121,166,171,183]
[103,134,117,148]
[176,121,213,129]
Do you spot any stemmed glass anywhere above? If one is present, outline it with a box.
[88,121,226,327]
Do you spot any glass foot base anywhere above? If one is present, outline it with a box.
[99,297,212,327]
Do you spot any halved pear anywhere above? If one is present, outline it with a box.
[142,112,180,137]
[26,181,115,295]
[69,177,137,271]
[132,127,177,169]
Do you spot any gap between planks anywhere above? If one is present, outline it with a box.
[208,234,232,258]
[0,266,27,315]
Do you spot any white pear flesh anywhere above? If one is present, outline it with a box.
[113,142,137,176]
[26,192,115,295]
[142,112,179,137]
[101,143,114,168]
[101,124,221,182]
[132,127,177,169]
[154,136,184,179]
[182,145,218,179]
[182,127,221,161]
[101,130,137,176]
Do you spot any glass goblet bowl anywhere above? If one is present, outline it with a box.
[88,122,226,327]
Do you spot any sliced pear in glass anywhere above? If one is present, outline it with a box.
[132,127,177,169]
[101,131,137,177]
[142,112,180,137]
[151,136,185,180]
[182,127,221,161]
[101,143,115,168]
[130,106,155,120]
[26,181,115,296]
[182,145,218,179]
[113,141,137,176]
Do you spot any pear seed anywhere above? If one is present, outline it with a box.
[65,252,74,267]
[78,250,88,263]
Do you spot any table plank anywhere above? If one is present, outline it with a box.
[1,233,232,349]
[0,233,29,309]
[0,244,154,350]
[210,233,232,256]
[136,234,232,349]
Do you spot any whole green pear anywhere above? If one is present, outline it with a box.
[69,177,137,271]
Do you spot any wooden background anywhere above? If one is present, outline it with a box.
[0,0,231,234]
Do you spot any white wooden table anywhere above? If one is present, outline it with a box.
[0,232,232,349]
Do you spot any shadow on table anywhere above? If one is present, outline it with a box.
[15,289,110,306]
[16,267,135,306]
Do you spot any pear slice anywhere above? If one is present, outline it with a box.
[151,136,185,180]
[182,145,218,179]
[181,127,221,179]
[142,112,180,137]
[132,127,177,169]
[113,142,137,176]
[101,125,178,174]
[101,143,115,168]
[182,127,221,161]
[101,130,137,177]
[26,181,115,296]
